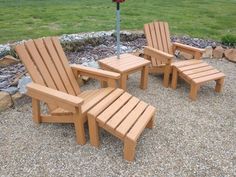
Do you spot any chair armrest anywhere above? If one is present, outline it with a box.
[70,64,120,80]
[27,83,84,113]
[173,42,205,53]
[144,46,173,64]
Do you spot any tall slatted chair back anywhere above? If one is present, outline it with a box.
[144,21,173,55]
[15,37,81,110]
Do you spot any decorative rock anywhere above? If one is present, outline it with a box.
[179,52,193,60]
[81,76,90,82]
[202,46,213,59]
[17,76,32,94]
[0,55,19,67]
[0,91,12,111]
[224,49,236,63]
[77,77,84,86]
[87,60,99,69]
[0,86,18,95]
[11,92,24,105]
[0,81,8,89]
[213,46,224,59]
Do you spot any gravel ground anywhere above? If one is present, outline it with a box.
[0,58,235,177]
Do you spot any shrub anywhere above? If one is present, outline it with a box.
[221,34,236,47]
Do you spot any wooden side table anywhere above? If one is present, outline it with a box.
[171,60,225,100]
[98,54,151,90]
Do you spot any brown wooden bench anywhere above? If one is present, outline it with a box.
[171,60,225,100]
[87,89,156,161]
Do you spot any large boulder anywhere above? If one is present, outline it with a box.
[213,46,224,59]
[224,49,236,63]
[0,55,19,67]
[0,91,13,111]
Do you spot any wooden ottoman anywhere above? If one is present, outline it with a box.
[87,88,156,161]
[171,60,225,100]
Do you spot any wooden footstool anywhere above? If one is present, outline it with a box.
[87,88,156,161]
[171,60,225,100]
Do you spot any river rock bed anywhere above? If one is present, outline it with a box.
[0,31,232,94]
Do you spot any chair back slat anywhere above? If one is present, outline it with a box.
[144,24,154,48]
[33,38,67,93]
[15,45,45,85]
[153,22,164,51]
[24,40,57,90]
[43,37,78,95]
[144,21,173,54]
[51,37,80,95]
[15,37,81,98]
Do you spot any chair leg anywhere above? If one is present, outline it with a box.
[194,51,201,60]
[124,137,137,161]
[73,110,86,145]
[146,114,155,129]
[32,98,41,123]
[171,68,178,89]
[189,84,199,101]
[215,78,224,93]
[163,65,171,88]
[88,114,100,147]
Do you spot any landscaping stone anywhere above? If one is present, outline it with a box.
[213,46,224,59]
[17,76,32,94]
[202,46,213,59]
[179,52,193,60]
[0,91,12,111]
[0,86,18,95]
[224,49,236,63]
[0,55,19,67]
[11,92,24,105]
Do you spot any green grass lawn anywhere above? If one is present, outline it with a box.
[0,0,235,43]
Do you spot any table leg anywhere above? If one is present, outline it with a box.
[189,84,199,101]
[120,73,127,90]
[140,65,148,90]
[171,67,178,89]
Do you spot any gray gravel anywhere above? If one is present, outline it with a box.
[0,58,235,177]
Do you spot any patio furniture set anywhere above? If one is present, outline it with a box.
[15,21,225,161]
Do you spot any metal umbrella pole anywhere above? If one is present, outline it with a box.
[116,2,121,59]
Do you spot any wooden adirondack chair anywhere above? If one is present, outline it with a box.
[143,21,205,87]
[15,37,122,145]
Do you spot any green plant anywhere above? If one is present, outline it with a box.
[221,34,236,47]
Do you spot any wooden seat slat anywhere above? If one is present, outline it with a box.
[97,92,132,126]
[193,72,225,84]
[178,62,208,72]
[106,97,140,130]
[81,88,114,113]
[183,66,213,75]
[51,107,73,116]
[126,106,155,141]
[34,39,67,92]
[116,101,148,138]
[88,89,124,117]
[187,69,220,79]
